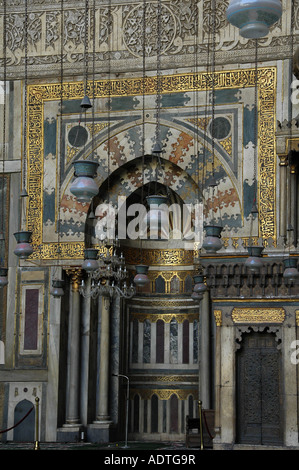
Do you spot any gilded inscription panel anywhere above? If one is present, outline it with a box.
[232,307,285,324]
[26,67,276,260]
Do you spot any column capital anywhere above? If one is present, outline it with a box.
[288,149,299,174]
[214,309,222,327]
[65,267,82,292]
[277,153,288,166]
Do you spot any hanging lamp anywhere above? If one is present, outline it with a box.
[70,0,98,204]
[283,257,299,282]
[202,224,223,253]
[13,0,33,261]
[13,231,33,259]
[202,1,223,254]
[81,95,92,109]
[145,194,169,240]
[245,246,264,273]
[81,0,92,111]
[193,274,207,294]
[82,248,99,272]
[243,37,264,273]
[152,141,163,155]
[70,160,99,202]
[51,0,66,299]
[226,0,282,39]
[0,2,8,284]
[133,0,150,292]
[152,0,163,156]
[133,264,150,287]
[0,268,8,288]
[78,0,134,301]
[191,291,203,301]
[50,279,65,298]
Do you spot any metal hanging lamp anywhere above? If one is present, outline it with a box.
[202,224,223,253]
[283,257,299,282]
[226,0,282,39]
[70,160,99,202]
[79,0,135,300]
[244,39,264,273]
[245,245,264,273]
[82,248,99,272]
[145,194,169,240]
[51,279,65,298]
[51,1,66,298]
[0,268,8,288]
[202,0,223,254]
[134,265,150,287]
[192,272,207,299]
[14,0,33,260]
[134,0,150,290]
[13,231,34,259]
[152,0,163,156]
[0,2,8,285]
[81,94,92,109]
[146,0,170,241]
[70,0,98,203]
[283,225,299,281]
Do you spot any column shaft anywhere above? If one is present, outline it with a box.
[96,295,111,422]
[200,292,210,409]
[80,278,91,426]
[278,154,288,237]
[65,270,81,426]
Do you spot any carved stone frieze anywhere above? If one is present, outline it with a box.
[0,0,297,79]
[202,257,299,299]
[235,326,282,351]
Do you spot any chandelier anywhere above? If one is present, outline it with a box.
[79,243,136,299]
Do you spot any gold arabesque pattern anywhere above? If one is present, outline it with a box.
[231,307,285,324]
[130,312,199,323]
[26,67,276,260]
[129,388,198,401]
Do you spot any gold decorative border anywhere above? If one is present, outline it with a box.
[124,247,195,266]
[27,67,276,260]
[129,388,198,401]
[147,270,195,293]
[130,312,199,323]
[232,307,285,324]
[130,299,196,307]
[130,375,198,383]
[214,310,222,327]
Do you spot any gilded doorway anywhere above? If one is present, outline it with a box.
[236,330,283,446]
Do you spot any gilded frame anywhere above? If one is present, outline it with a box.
[26,67,277,260]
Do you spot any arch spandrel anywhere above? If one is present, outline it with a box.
[27,67,276,259]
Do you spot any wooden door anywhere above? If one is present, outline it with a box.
[236,331,283,445]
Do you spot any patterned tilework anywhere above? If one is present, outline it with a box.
[41,79,259,245]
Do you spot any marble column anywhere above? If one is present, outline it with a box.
[213,309,222,446]
[57,269,82,441]
[87,295,112,442]
[283,311,299,446]
[80,277,91,427]
[278,154,288,237]
[200,292,210,409]
[46,266,63,441]
[289,160,298,244]
[96,295,111,422]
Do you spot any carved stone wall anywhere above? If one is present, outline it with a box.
[0,0,298,79]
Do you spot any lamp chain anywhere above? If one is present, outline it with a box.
[1,0,7,241]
